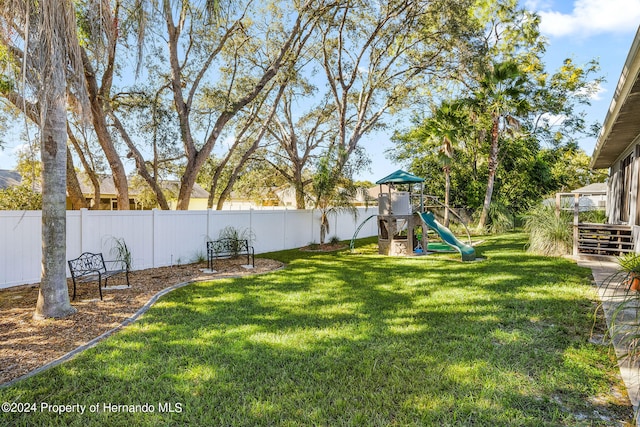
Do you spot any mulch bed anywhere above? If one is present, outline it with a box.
[0,257,283,385]
[299,243,348,252]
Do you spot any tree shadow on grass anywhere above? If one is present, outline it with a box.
[0,234,633,426]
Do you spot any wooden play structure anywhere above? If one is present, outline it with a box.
[376,170,427,256]
[372,170,476,261]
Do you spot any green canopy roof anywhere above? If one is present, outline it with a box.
[375,170,424,184]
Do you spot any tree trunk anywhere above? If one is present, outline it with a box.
[177,155,204,210]
[66,148,88,209]
[34,68,76,319]
[477,118,500,230]
[295,182,306,210]
[320,211,329,244]
[67,126,101,209]
[81,49,129,210]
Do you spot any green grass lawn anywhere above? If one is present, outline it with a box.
[0,233,633,426]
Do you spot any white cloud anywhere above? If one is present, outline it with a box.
[577,80,606,101]
[11,143,32,156]
[539,112,567,127]
[537,0,640,38]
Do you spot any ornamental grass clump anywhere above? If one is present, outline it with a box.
[524,204,572,256]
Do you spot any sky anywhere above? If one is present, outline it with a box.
[355,0,640,182]
[1,1,640,184]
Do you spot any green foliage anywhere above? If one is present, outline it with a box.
[600,259,640,369]
[311,151,361,244]
[390,0,605,228]
[486,202,515,234]
[229,160,289,207]
[129,175,175,210]
[579,209,607,224]
[190,251,207,264]
[542,147,608,192]
[470,202,514,234]
[217,226,254,257]
[617,253,640,275]
[607,295,640,368]
[218,225,254,242]
[392,100,605,219]
[108,237,132,270]
[0,184,42,210]
[523,204,572,256]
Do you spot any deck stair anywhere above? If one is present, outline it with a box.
[576,223,634,257]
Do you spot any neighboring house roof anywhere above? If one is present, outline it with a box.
[591,27,640,169]
[162,180,209,199]
[77,175,209,199]
[2,171,210,199]
[375,169,424,184]
[571,183,607,195]
[0,170,22,190]
[78,175,133,197]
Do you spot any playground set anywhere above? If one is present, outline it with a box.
[352,170,476,262]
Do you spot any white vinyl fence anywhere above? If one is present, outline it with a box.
[0,207,378,289]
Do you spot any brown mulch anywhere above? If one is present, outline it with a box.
[299,243,348,252]
[0,257,283,386]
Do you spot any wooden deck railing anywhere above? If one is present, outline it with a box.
[574,223,634,257]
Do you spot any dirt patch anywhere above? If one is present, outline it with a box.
[0,257,283,385]
[299,243,348,252]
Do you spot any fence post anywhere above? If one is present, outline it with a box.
[207,208,211,241]
[80,208,89,253]
[573,193,580,257]
[152,209,159,268]
[282,208,287,250]
[250,207,254,247]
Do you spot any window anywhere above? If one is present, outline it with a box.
[619,153,634,222]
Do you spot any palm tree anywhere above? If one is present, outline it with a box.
[311,154,361,245]
[0,0,86,318]
[472,61,529,231]
[413,101,467,227]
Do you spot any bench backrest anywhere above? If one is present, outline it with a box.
[207,238,250,255]
[68,252,106,276]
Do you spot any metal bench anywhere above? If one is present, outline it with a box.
[207,238,255,270]
[67,252,130,300]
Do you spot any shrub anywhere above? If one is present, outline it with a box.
[217,226,255,257]
[487,203,515,234]
[329,235,341,245]
[218,226,254,242]
[523,204,572,256]
[473,202,514,234]
[579,209,607,224]
[0,184,42,210]
[190,251,207,264]
[108,237,132,270]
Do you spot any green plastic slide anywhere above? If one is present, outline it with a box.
[418,212,476,261]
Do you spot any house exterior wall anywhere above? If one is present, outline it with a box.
[167,197,209,210]
[606,139,640,226]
